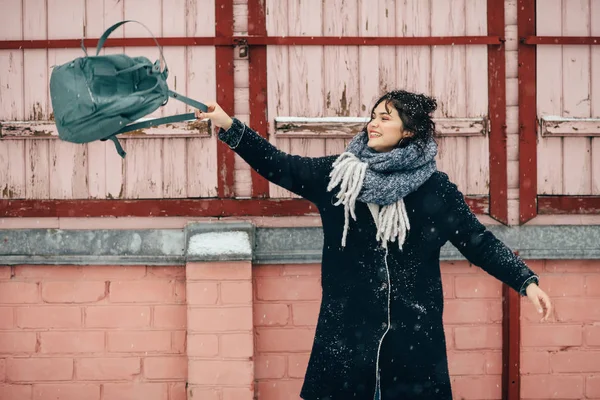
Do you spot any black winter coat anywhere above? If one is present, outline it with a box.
[219,119,539,400]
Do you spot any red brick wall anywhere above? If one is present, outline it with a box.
[521,260,600,400]
[0,265,187,400]
[252,261,505,400]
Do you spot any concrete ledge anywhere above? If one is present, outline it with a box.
[0,224,598,265]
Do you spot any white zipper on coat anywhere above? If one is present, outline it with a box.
[373,247,392,400]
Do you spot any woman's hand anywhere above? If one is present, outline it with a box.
[195,102,234,130]
[526,283,552,321]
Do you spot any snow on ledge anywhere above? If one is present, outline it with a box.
[187,231,252,260]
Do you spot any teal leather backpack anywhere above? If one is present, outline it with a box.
[49,20,207,157]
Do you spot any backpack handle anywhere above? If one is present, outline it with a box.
[94,20,168,75]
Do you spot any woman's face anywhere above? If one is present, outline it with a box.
[366,101,413,152]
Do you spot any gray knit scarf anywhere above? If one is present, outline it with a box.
[327,131,438,249]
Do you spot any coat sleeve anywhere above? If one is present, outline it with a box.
[436,173,539,295]
[217,118,333,203]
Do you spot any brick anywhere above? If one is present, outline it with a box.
[545,259,600,273]
[521,324,582,347]
[107,331,171,353]
[0,282,38,304]
[253,266,283,277]
[221,282,253,304]
[0,385,32,399]
[281,264,321,276]
[186,387,220,400]
[520,351,550,374]
[288,354,310,378]
[185,282,218,305]
[484,351,502,374]
[534,274,584,297]
[153,305,186,329]
[585,325,600,346]
[586,275,600,296]
[40,332,105,354]
[33,384,100,400]
[454,326,502,350]
[172,331,186,354]
[169,383,187,400]
[14,265,146,280]
[220,333,253,358]
[256,328,315,352]
[254,303,289,326]
[292,303,320,326]
[85,306,150,328]
[0,332,36,353]
[187,334,219,357]
[447,351,486,375]
[222,387,254,400]
[256,380,303,400]
[188,307,252,332]
[144,356,187,380]
[454,276,502,298]
[109,280,174,303]
[451,376,501,400]
[188,360,253,385]
[441,274,454,298]
[186,262,251,280]
[554,298,600,323]
[147,266,185,279]
[443,300,501,324]
[103,383,168,400]
[41,282,106,303]
[7,358,73,382]
[254,355,286,379]
[76,358,140,380]
[587,375,600,398]
[256,277,322,301]
[0,307,13,329]
[551,351,600,372]
[16,306,81,329]
[521,375,584,399]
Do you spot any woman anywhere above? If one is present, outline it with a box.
[195,90,552,400]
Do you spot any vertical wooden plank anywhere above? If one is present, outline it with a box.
[466,0,489,195]
[562,0,592,195]
[592,0,600,194]
[162,138,187,198]
[395,0,432,94]
[536,0,563,195]
[266,0,291,198]
[431,0,468,192]
[358,0,380,113]
[0,0,24,121]
[25,140,50,199]
[288,0,324,117]
[48,141,88,199]
[0,141,26,199]
[124,139,163,198]
[378,0,396,93]
[23,0,47,120]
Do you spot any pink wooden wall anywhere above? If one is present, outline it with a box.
[0,0,492,202]
[536,0,600,196]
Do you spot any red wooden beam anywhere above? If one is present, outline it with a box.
[502,281,522,400]
[523,36,600,45]
[518,0,538,224]
[0,197,487,218]
[0,36,504,50]
[247,0,270,198]
[487,0,508,225]
[538,196,600,214]
[215,0,235,198]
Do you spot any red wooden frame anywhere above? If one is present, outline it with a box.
[215,0,235,198]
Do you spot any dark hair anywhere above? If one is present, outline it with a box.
[365,90,437,153]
